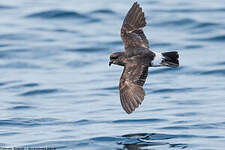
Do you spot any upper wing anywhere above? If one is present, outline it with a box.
[121,2,149,50]
[119,63,148,114]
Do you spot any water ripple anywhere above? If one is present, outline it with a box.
[150,67,183,74]
[184,44,203,49]
[0,5,15,9]
[26,9,100,23]
[201,69,225,76]
[120,133,189,149]
[19,89,59,96]
[26,9,87,19]
[193,35,225,42]
[66,60,90,68]
[0,48,29,59]
[89,9,116,15]
[23,133,190,149]
[175,112,198,117]
[8,106,35,110]
[0,62,41,69]
[74,119,95,125]
[160,122,225,130]
[65,47,106,53]
[154,18,197,27]
[0,33,37,41]
[152,87,199,93]
[113,118,167,124]
[0,80,21,87]
[0,118,56,127]
[90,136,121,142]
[0,44,9,48]
[154,8,225,13]
[8,83,39,89]
[151,42,172,47]
[214,61,225,66]
[20,132,225,149]
[192,22,219,29]
[0,132,20,136]
[0,1,225,149]
[101,86,118,91]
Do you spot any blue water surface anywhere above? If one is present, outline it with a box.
[0,0,225,149]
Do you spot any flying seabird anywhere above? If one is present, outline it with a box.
[109,2,179,114]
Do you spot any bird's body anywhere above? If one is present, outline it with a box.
[109,2,179,114]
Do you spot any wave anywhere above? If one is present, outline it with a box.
[0,44,9,48]
[22,133,190,149]
[66,60,90,68]
[0,132,19,136]
[193,35,225,42]
[192,22,219,29]
[160,122,225,130]
[214,61,225,66]
[65,47,106,53]
[112,118,167,124]
[0,5,15,9]
[150,67,183,75]
[12,83,39,88]
[151,42,172,47]
[201,69,225,76]
[0,48,29,59]
[0,80,21,87]
[26,9,100,23]
[0,62,41,69]
[89,9,116,15]
[175,112,198,117]
[8,105,35,110]
[73,119,95,125]
[0,33,36,41]
[0,118,57,127]
[151,87,196,93]
[101,86,118,91]
[190,68,225,76]
[19,89,59,96]
[154,8,225,13]
[26,9,87,19]
[153,18,197,27]
[20,130,224,149]
[184,44,203,49]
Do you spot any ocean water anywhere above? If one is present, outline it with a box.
[0,0,225,149]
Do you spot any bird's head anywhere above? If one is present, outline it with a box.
[109,52,125,66]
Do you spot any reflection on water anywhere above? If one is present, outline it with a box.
[0,0,225,149]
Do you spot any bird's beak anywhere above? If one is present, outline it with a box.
[109,60,113,67]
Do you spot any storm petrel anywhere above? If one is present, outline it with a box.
[109,2,179,114]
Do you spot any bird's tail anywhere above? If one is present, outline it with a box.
[161,51,179,68]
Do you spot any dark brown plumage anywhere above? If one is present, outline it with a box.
[109,2,179,114]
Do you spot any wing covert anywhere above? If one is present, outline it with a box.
[121,2,149,50]
[119,63,148,114]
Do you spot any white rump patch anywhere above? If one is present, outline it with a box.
[151,52,164,66]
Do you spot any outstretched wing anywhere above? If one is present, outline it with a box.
[119,63,148,114]
[121,2,149,50]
